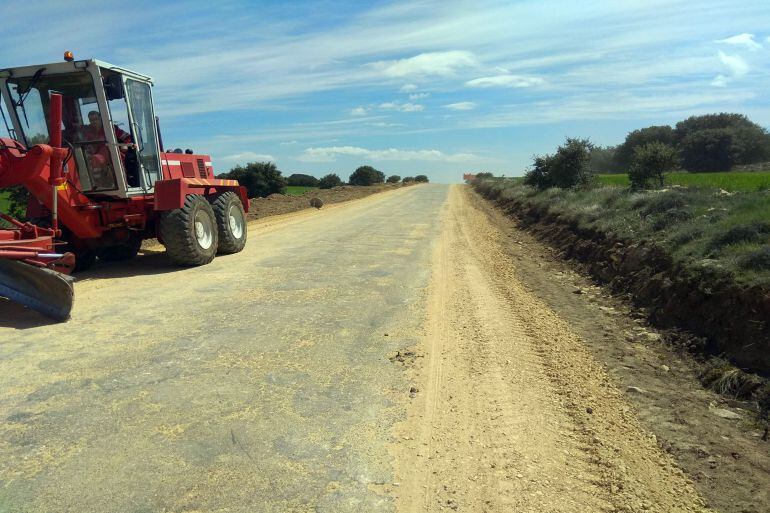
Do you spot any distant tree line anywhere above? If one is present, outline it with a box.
[217,163,426,199]
[464,112,770,192]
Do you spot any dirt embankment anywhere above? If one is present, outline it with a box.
[247,183,411,221]
[473,184,770,375]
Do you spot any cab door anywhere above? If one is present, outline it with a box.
[122,78,162,191]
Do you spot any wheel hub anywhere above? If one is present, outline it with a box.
[194,212,214,250]
[228,205,244,239]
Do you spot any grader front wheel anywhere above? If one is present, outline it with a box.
[160,194,219,266]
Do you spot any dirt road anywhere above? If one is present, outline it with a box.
[0,184,750,512]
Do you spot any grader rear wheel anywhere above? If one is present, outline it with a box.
[210,191,247,254]
[160,194,219,266]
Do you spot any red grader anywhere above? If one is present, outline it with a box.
[0,53,248,320]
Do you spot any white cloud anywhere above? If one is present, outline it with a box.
[379,101,425,112]
[711,74,728,87]
[716,33,762,51]
[372,51,476,77]
[368,121,405,127]
[445,102,477,111]
[297,145,478,163]
[399,84,418,92]
[467,89,757,127]
[221,152,275,163]
[409,92,430,100]
[710,51,749,87]
[465,75,545,88]
[718,51,749,76]
[350,106,368,116]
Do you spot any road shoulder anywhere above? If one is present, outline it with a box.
[391,184,710,513]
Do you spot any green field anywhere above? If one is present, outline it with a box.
[597,171,770,191]
[0,191,9,214]
[285,186,318,196]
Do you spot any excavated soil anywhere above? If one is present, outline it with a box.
[246,183,408,220]
[402,186,769,512]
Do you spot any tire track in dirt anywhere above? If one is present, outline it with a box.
[392,185,710,513]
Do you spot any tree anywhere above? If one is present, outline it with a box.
[402,176,415,183]
[414,175,429,183]
[523,154,556,189]
[523,138,593,190]
[679,129,736,172]
[675,113,761,142]
[348,165,385,186]
[614,126,675,172]
[386,175,401,183]
[628,142,677,189]
[218,162,286,198]
[589,145,618,174]
[674,114,770,171]
[475,172,494,179]
[318,173,343,189]
[287,173,319,187]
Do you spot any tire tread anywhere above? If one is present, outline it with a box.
[160,195,218,266]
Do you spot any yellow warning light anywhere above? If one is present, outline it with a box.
[64,51,74,62]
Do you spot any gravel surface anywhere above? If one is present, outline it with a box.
[1,184,764,512]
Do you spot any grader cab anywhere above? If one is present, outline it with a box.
[0,53,249,320]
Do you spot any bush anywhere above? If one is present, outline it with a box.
[386,175,401,183]
[614,126,675,172]
[523,154,555,189]
[414,175,429,183]
[287,173,319,187]
[675,113,770,171]
[628,142,677,189]
[218,161,286,198]
[402,176,415,183]
[349,165,385,186]
[0,186,29,219]
[523,138,593,190]
[318,173,343,189]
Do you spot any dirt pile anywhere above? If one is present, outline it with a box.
[247,183,409,220]
[474,185,770,374]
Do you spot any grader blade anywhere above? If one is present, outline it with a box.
[0,260,74,321]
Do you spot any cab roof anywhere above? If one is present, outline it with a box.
[0,59,153,84]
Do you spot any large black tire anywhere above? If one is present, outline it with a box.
[210,191,247,254]
[98,235,142,262]
[159,195,219,266]
[73,250,97,272]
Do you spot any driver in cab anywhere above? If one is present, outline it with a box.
[83,111,134,188]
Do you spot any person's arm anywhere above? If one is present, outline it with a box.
[114,125,133,145]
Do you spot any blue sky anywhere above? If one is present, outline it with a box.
[2,0,770,183]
